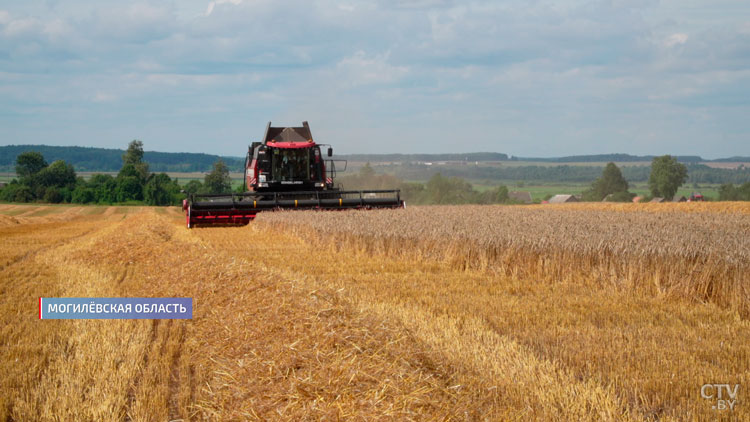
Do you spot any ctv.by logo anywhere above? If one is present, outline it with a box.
[701,384,739,411]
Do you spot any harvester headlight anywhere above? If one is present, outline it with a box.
[259,174,266,182]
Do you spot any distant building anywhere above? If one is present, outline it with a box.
[509,191,532,203]
[548,194,579,203]
[650,197,666,203]
[632,196,642,203]
[672,195,687,202]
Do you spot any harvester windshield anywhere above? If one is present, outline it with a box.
[272,148,310,182]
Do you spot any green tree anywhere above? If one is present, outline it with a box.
[719,183,750,201]
[43,187,63,203]
[492,185,509,203]
[182,180,203,194]
[116,177,143,202]
[0,182,34,202]
[586,162,630,201]
[478,185,509,204]
[123,140,144,165]
[741,182,750,200]
[37,160,77,189]
[144,173,177,205]
[15,151,48,179]
[118,164,140,179]
[88,174,117,203]
[425,173,475,204]
[71,186,96,204]
[649,155,688,200]
[116,146,148,202]
[400,182,426,204]
[121,140,149,181]
[204,160,232,194]
[719,183,738,201]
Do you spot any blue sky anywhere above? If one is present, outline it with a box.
[0,0,748,158]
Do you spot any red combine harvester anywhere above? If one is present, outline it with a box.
[183,121,404,228]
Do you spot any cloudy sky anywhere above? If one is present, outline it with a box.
[0,0,748,158]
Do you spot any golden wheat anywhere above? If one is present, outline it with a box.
[247,202,750,420]
[256,203,750,317]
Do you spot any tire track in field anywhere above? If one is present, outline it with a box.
[56,211,192,422]
[0,212,129,421]
[161,213,508,420]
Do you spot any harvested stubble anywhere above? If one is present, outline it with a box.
[2,206,504,421]
[256,203,750,317]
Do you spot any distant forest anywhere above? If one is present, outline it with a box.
[350,152,749,163]
[0,145,245,172]
[383,163,750,184]
[512,153,707,163]
[342,152,510,162]
[1,145,748,184]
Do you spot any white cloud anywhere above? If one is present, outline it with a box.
[146,73,225,86]
[664,32,689,47]
[42,18,73,40]
[92,92,116,103]
[336,51,409,86]
[3,17,40,37]
[205,0,243,16]
[85,3,175,43]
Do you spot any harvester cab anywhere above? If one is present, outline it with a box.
[244,122,341,192]
[183,121,404,228]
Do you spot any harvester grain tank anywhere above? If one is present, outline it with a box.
[183,121,404,227]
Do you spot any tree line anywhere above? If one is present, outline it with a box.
[2,145,747,184]
[581,155,690,201]
[344,155,750,203]
[718,183,750,201]
[385,162,749,184]
[338,164,514,205]
[0,145,244,172]
[0,141,234,205]
[2,146,749,205]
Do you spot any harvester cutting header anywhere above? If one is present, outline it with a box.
[183,121,404,227]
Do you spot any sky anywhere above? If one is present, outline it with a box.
[0,0,748,158]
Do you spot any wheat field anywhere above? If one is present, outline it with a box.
[0,202,747,421]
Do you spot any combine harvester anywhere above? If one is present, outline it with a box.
[183,121,404,227]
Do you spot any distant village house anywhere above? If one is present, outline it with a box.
[548,194,579,203]
[509,191,532,204]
